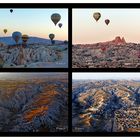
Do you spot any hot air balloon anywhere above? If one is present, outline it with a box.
[22,34,29,45]
[49,33,55,45]
[93,12,101,22]
[3,29,7,34]
[12,31,22,44]
[105,19,110,25]
[64,40,68,45]
[51,13,61,26]
[49,33,55,41]
[10,9,13,13]
[58,23,63,28]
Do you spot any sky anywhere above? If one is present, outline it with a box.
[0,9,68,41]
[73,9,140,44]
[0,72,67,79]
[73,73,140,80]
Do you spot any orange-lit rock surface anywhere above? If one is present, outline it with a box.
[0,73,68,132]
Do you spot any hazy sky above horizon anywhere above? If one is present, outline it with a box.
[73,9,140,44]
[73,73,140,80]
[0,9,68,40]
[0,72,67,79]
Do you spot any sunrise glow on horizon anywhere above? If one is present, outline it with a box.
[73,73,140,80]
[73,9,140,44]
[0,9,68,41]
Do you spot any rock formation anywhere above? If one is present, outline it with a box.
[112,36,126,45]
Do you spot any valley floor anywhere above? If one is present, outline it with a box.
[72,80,140,132]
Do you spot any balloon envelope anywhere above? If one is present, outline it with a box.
[3,29,7,34]
[93,12,101,22]
[105,19,110,25]
[58,23,63,28]
[51,13,61,25]
[64,40,68,44]
[12,31,22,44]
[49,33,55,40]
[10,9,13,13]
[22,34,29,43]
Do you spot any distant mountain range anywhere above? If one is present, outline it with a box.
[73,79,140,82]
[0,36,63,45]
